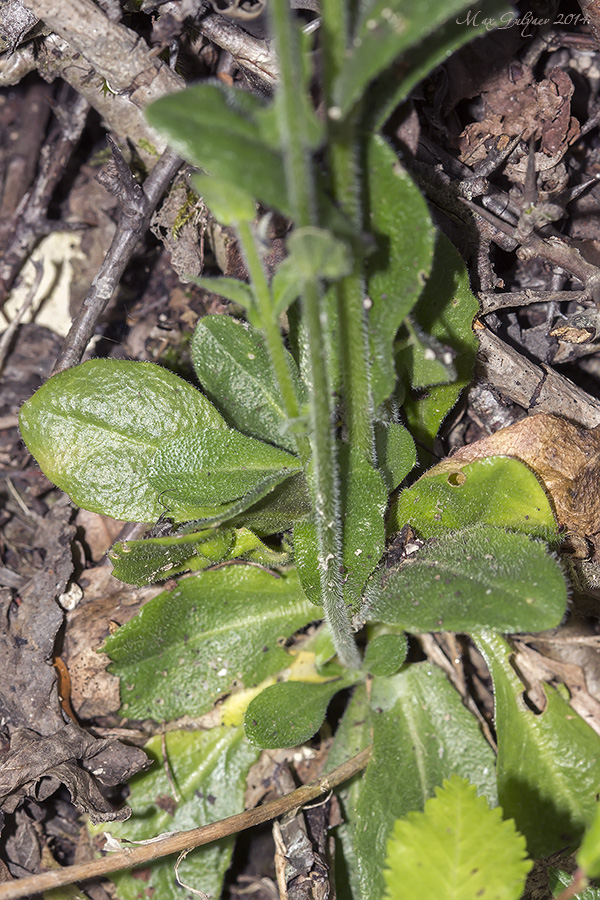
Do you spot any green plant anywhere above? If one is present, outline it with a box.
[18,1,600,898]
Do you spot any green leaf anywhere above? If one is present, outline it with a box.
[390,456,559,543]
[146,84,290,213]
[19,360,226,522]
[333,665,498,900]
[335,0,480,117]
[340,445,388,608]
[244,678,349,748]
[188,276,256,315]
[192,174,255,225]
[550,870,600,899]
[233,470,311,535]
[366,525,567,634]
[396,316,457,388]
[579,802,600,879]
[477,632,600,858]
[403,232,479,444]
[93,727,258,900]
[286,227,353,282]
[364,0,512,131]
[271,259,301,316]
[105,566,316,721]
[293,519,321,605]
[366,136,436,409]
[191,315,305,453]
[109,525,234,586]
[374,420,416,493]
[364,630,407,677]
[108,525,288,586]
[383,776,531,900]
[148,428,301,522]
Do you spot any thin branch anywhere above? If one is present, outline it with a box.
[197,12,279,85]
[0,746,371,900]
[52,145,182,374]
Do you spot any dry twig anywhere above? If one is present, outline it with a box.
[0,746,371,900]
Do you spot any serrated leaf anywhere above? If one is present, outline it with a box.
[366,136,436,409]
[384,775,531,900]
[477,632,600,858]
[390,456,559,543]
[364,631,407,677]
[374,420,416,492]
[191,315,305,453]
[19,360,226,522]
[335,0,479,117]
[109,525,234,586]
[403,232,478,443]
[244,678,348,748]
[105,566,316,721]
[367,525,567,634]
[148,427,301,522]
[93,727,258,900]
[331,665,498,900]
[192,174,255,225]
[147,84,290,213]
[341,445,388,608]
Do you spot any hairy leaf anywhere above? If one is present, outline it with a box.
[244,678,349,748]
[384,776,531,900]
[374,420,416,492]
[366,525,567,634]
[105,566,316,721]
[189,276,255,315]
[94,728,258,900]
[578,801,600,879]
[192,174,255,225]
[335,0,482,117]
[19,360,226,522]
[146,83,290,213]
[331,665,498,900]
[148,428,301,522]
[390,456,559,543]
[477,633,600,857]
[364,631,407,677]
[366,135,435,409]
[403,232,478,444]
[191,315,305,453]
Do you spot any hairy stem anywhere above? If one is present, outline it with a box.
[269,0,360,669]
[237,220,311,464]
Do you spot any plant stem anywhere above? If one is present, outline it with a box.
[269,0,361,669]
[236,220,311,464]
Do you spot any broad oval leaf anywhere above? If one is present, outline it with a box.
[148,427,301,522]
[105,566,317,721]
[367,525,567,634]
[364,631,407,677]
[19,359,226,522]
[384,776,531,900]
[390,456,559,543]
[366,136,436,409]
[93,727,258,900]
[191,315,305,453]
[477,632,600,858]
[244,679,346,748]
[374,420,416,493]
